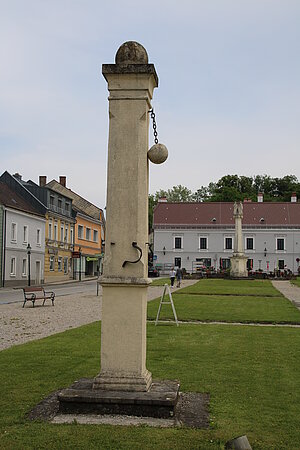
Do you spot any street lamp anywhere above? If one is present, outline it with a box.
[27,243,31,286]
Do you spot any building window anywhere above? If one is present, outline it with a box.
[64,257,68,274]
[10,257,16,276]
[199,237,207,250]
[220,258,230,269]
[246,237,254,250]
[93,230,98,242]
[65,203,70,214]
[23,225,28,244]
[58,198,62,210]
[50,196,54,207]
[65,227,68,242]
[22,259,27,276]
[174,257,181,268]
[278,259,285,270]
[78,225,83,239]
[70,227,74,244]
[54,223,57,241]
[48,222,52,240]
[86,227,91,241]
[11,223,17,242]
[276,238,285,251]
[58,257,62,271]
[225,237,233,250]
[37,229,41,246]
[174,237,182,249]
[247,259,253,271]
[49,256,54,271]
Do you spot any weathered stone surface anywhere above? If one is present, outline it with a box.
[58,378,179,418]
[27,380,210,428]
[115,41,148,65]
[148,143,168,164]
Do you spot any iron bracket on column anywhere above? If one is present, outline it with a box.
[122,242,143,267]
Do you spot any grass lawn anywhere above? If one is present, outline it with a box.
[179,279,281,297]
[148,279,300,324]
[291,276,300,288]
[150,277,170,286]
[1,322,300,449]
[147,293,300,323]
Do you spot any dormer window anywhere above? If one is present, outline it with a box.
[260,218,265,223]
[211,218,217,223]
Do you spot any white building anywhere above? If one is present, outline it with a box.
[0,182,46,287]
[153,194,300,275]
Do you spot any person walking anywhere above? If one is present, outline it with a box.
[176,267,182,287]
[169,267,176,287]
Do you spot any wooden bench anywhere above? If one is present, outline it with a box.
[22,287,55,308]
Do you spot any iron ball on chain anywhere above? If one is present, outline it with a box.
[148,143,168,164]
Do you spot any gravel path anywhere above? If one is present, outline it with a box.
[272,280,300,310]
[0,280,197,351]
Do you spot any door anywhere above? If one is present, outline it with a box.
[35,261,41,285]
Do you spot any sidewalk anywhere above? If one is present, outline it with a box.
[272,280,300,310]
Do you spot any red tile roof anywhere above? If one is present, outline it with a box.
[153,202,300,227]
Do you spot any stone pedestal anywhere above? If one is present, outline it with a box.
[93,280,151,391]
[230,254,248,278]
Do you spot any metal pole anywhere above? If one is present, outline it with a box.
[27,243,31,286]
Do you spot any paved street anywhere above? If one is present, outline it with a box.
[0,279,98,305]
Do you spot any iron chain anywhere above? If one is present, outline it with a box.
[149,108,159,145]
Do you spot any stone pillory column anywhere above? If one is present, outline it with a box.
[93,42,158,392]
[230,201,248,278]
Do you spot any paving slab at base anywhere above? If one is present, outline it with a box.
[27,378,210,428]
[57,378,179,418]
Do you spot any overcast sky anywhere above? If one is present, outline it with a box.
[1,0,300,208]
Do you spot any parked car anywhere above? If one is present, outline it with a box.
[148,266,160,277]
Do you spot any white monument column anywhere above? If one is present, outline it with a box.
[230,201,248,278]
[93,42,158,392]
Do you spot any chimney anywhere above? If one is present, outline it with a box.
[13,173,22,181]
[257,192,263,203]
[39,176,47,187]
[158,197,167,203]
[59,176,66,187]
[291,192,297,203]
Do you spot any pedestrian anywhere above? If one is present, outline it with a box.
[176,267,182,287]
[169,267,176,287]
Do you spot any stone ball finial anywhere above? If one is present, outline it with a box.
[115,41,148,65]
[148,143,168,164]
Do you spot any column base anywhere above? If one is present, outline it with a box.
[230,255,248,278]
[58,378,180,419]
[93,369,152,392]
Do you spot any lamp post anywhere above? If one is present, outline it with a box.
[27,243,31,286]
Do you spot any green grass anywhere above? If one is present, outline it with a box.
[180,279,281,297]
[1,322,300,449]
[291,277,300,288]
[150,277,170,286]
[147,279,300,324]
[147,293,300,323]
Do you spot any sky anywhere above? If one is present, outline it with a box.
[1,0,300,208]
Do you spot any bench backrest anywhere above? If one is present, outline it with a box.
[23,287,44,293]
